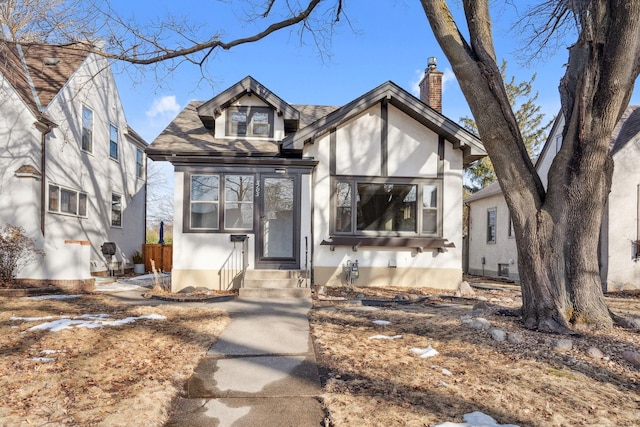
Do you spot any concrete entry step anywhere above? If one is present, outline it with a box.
[239,287,311,298]
[244,269,307,280]
[242,278,306,288]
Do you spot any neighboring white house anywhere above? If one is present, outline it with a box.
[0,42,147,285]
[466,107,640,291]
[147,65,485,294]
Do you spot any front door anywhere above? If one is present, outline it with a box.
[256,174,299,269]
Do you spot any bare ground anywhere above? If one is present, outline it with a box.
[310,281,640,427]
[0,280,638,427]
[0,293,229,426]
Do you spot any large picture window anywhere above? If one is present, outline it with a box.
[48,184,87,217]
[334,178,440,236]
[226,107,273,138]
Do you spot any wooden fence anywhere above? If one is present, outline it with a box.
[143,244,173,272]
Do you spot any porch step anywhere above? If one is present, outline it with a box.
[240,269,310,299]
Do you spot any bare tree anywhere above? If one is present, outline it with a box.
[422,0,640,331]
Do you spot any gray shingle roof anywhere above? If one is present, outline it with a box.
[148,101,280,157]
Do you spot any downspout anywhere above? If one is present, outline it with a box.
[35,116,57,236]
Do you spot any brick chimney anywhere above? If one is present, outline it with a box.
[419,57,443,113]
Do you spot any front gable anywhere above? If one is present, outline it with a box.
[282,81,485,166]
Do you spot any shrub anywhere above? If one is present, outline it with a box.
[132,250,144,264]
[0,224,45,285]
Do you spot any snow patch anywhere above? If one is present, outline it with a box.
[372,320,391,326]
[410,346,439,358]
[27,294,80,300]
[432,411,520,427]
[369,335,403,340]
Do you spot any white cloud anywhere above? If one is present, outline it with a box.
[145,95,180,118]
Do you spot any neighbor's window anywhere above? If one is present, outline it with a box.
[487,208,497,243]
[81,107,93,152]
[190,175,219,229]
[136,148,144,178]
[111,193,122,227]
[226,107,273,138]
[224,175,254,229]
[48,184,87,217]
[334,179,439,236]
[109,124,119,160]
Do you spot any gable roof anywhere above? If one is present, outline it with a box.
[281,80,485,166]
[0,42,89,115]
[469,105,640,203]
[197,76,301,132]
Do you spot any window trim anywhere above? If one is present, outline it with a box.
[487,207,497,243]
[184,172,257,233]
[136,148,145,179]
[331,176,443,238]
[111,193,123,228]
[48,183,88,218]
[81,106,93,153]
[223,174,255,231]
[109,124,119,161]
[225,106,274,138]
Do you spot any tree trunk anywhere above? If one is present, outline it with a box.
[422,0,640,331]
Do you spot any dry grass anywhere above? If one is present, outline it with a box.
[0,294,229,426]
[310,283,640,427]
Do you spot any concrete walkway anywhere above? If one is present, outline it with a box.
[163,297,325,427]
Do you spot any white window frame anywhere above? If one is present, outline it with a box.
[109,124,119,161]
[48,184,88,217]
[81,106,93,153]
[111,193,122,227]
[136,148,145,179]
[487,208,497,243]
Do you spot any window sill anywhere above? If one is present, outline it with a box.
[320,236,454,252]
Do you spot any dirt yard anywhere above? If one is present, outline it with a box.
[0,279,638,427]
[0,293,229,426]
[309,280,640,427]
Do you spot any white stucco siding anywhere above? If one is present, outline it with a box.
[467,193,519,280]
[36,54,145,276]
[387,105,439,177]
[335,106,382,176]
[442,142,463,253]
[0,76,42,238]
[537,116,564,190]
[607,140,640,290]
[213,95,285,141]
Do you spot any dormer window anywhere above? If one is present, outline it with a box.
[227,106,273,138]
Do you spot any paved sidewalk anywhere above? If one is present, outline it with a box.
[165,297,326,427]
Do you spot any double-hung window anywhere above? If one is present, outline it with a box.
[48,184,87,217]
[81,107,93,152]
[226,107,273,138]
[187,173,255,232]
[136,148,144,178]
[487,208,497,243]
[109,124,119,160]
[111,193,122,227]
[334,178,440,236]
[190,175,220,230]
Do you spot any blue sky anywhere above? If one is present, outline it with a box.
[109,1,639,208]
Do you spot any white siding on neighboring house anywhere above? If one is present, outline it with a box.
[0,43,147,282]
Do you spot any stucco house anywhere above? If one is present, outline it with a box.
[147,63,485,295]
[466,107,640,291]
[0,42,147,285]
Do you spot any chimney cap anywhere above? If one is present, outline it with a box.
[427,56,437,70]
